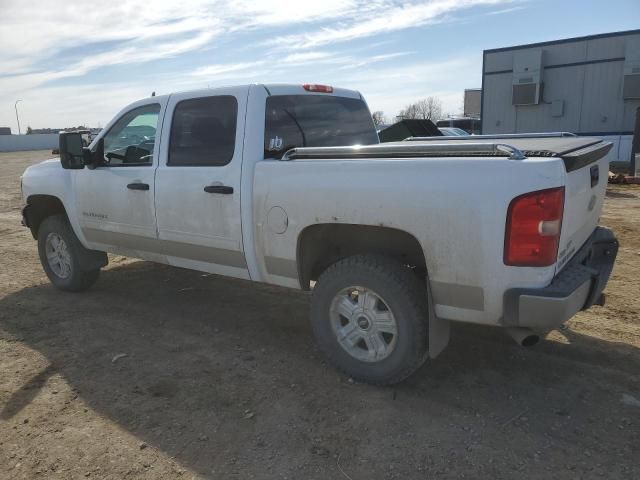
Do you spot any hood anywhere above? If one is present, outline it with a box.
[21,156,65,203]
[23,157,62,175]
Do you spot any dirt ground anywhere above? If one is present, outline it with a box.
[1,150,638,480]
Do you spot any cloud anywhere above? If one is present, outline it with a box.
[226,0,360,28]
[0,0,511,128]
[281,52,337,63]
[487,5,527,14]
[190,62,267,78]
[0,1,220,63]
[265,0,512,50]
[338,55,481,116]
[0,30,217,99]
[337,51,415,70]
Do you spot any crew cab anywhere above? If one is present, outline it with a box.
[20,84,618,385]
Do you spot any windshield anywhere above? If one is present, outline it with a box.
[264,95,378,158]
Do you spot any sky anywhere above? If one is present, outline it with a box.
[0,0,638,130]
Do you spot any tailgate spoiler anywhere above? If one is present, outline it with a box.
[560,141,613,172]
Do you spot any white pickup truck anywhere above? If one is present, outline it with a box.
[21,83,618,385]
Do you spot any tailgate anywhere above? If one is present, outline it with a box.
[556,141,612,272]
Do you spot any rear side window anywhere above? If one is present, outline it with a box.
[169,96,237,166]
[264,95,378,158]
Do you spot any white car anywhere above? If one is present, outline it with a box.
[438,127,469,136]
[20,84,618,384]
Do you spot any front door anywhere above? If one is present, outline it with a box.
[154,87,249,279]
[74,100,166,255]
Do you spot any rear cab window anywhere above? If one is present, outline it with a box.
[169,96,238,166]
[264,95,378,158]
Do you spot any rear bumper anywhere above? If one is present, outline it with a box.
[503,227,618,329]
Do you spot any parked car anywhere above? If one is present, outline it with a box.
[20,84,618,385]
[438,127,469,136]
[436,117,481,134]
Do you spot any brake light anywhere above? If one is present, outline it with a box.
[303,84,333,93]
[504,187,565,267]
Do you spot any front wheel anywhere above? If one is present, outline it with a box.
[37,215,100,292]
[310,255,429,385]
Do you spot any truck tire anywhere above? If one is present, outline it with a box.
[37,215,100,292]
[311,254,429,385]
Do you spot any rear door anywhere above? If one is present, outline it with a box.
[154,87,249,279]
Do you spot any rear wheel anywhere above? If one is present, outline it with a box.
[310,255,428,385]
[37,215,100,292]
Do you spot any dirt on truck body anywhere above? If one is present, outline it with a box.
[1,150,639,479]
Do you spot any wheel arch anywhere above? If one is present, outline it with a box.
[296,223,428,290]
[24,194,68,239]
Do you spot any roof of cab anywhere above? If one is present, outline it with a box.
[151,84,362,100]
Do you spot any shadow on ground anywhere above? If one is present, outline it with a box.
[1,261,638,479]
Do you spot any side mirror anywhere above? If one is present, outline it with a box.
[59,132,104,170]
[59,132,85,169]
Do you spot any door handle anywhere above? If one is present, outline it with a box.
[204,185,234,194]
[127,182,150,191]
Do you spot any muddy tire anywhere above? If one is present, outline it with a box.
[310,254,429,385]
[37,215,100,292]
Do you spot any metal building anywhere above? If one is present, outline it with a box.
[481,29,640,170]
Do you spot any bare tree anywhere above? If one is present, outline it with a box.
[371,111,386,127]
[397,102,419,120]
[397,96,443,121]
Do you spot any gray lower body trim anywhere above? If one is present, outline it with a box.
[264,256,298,279]
[430,281,485,311]
[84,228,247,269]
[517,280,591,329]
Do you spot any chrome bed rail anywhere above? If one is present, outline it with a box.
[280,142,527,161]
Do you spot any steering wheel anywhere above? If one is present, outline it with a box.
[138,139,155,149]
[105,138,155,163]
[105,151,125,161]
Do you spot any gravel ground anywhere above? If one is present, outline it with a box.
[1,150,639,480]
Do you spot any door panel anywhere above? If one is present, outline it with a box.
[76,167,157,241]
[154,88,249,278]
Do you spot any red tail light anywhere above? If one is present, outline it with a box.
[303,84,333,93]
[504,187,565,267]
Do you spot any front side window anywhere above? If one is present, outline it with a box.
[264,95,378,158]
[102,104,160,166]
[168,96,238,167]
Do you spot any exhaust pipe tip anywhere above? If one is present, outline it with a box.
[506,327,540,347]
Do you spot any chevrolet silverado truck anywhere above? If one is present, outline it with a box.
[20,84,618,385]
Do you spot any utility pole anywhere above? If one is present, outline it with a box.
[14,100,22,135]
